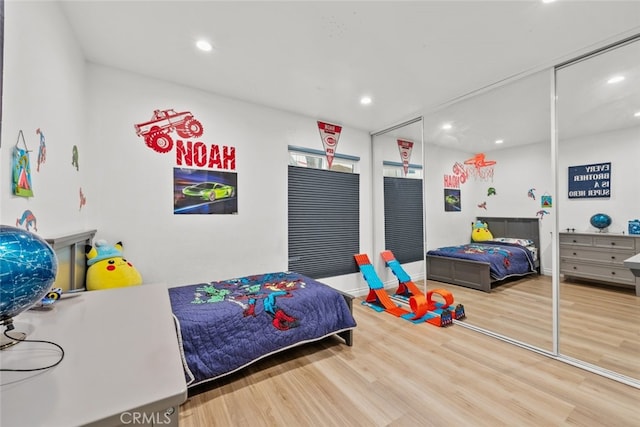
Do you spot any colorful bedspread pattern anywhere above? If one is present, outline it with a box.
[169,271,356,387]
[426,241,536,280]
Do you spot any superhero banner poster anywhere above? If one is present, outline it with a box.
[174,168,237,215]
[12,131,33,197]
[317,121,342,168]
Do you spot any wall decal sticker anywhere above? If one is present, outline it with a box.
[541,193,552,208]
[72,145,79,170]
[175,140,235,170]
[536,210,550,220]
[134,109,204,153]
[477,201,487,210]
[444,161,467,188]
[463,153,496,182]
[16,209,37,232]
[317,121,342,169]
[36,128,46,172]
[487,187,497,196]
[528,188,536,200]
[79,187,87,211]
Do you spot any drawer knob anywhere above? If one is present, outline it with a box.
[611,242,616,246]
[611,271,616,275]
[572,239,577,243]
[573,252,577,256]
[611,256,616,260]
[573,266,577,270]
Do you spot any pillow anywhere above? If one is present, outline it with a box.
[471,220,493,242]
[490,237,535,247]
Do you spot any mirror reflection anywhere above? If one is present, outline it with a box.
[556,37,640,381]
[422,70,554,351]
[372,119,425,287]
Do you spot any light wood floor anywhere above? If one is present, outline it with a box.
[178,277,640,427]
[427,275,639,380]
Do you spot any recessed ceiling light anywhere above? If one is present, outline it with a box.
[634,111,640,117]
[360,96,372,105]
[442,123,452,130]
[542,0,556,4]
[196,40,213,52]
[495,139,504,144]
[607,75,625,84]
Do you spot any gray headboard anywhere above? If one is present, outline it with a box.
[477,216,541,260]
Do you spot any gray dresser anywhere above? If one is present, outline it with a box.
[560,232,640,296]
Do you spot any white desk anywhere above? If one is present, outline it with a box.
[1,285,187,427]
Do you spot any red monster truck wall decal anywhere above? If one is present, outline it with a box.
[134,109,204,153]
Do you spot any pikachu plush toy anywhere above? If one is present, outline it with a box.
[471,220,494,242]
[85,240,142,291]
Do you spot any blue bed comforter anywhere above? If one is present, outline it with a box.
[426,241,537,280]
[169,271,356,387]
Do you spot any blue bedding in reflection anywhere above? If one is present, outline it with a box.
[427,241,536,280]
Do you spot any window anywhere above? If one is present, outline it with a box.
[288,165,360,279]
[383,176,424,263]
[382,161,423,179]
[288,145,358,173]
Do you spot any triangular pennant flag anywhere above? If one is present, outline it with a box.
[317,121,342,168]
[397,139,414,175]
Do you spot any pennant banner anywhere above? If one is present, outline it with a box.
[397,139,414,175]
[317,121,342,168]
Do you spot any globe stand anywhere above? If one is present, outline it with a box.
[0,331,26,350]
[0,318,27,351]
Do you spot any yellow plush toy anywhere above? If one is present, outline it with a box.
[471,220,493,242]
[85,240,142,291]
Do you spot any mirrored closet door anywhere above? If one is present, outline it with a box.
[371,118,425,290]
[555,36,640,383]
[421,70,554,352]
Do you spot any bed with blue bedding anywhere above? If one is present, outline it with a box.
[427,241,536,280]
[169,271,356,388]
[426,217,541,292]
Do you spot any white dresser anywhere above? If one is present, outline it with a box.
[560,232,640,296]
[0,284,188,426]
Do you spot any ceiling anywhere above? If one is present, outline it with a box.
[59,1,640,142]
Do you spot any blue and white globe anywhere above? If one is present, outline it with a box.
[590,213,612,231]
[0,225,58,322]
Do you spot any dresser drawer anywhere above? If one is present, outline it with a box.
[561,262,637,285]
[560,247,634,265]
[593,235,636,250]
[559,234,593,246]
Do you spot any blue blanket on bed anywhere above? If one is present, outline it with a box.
[169,271,356,387]
[426,241,536,280]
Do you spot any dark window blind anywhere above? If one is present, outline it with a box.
[288,166,359,278]
[383,176,424,263]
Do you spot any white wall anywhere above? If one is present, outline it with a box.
[1,1,90,235]
[424,144,477,250]
[558,126,640,235]
[84,65,373,293]
[1,1,373,296]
